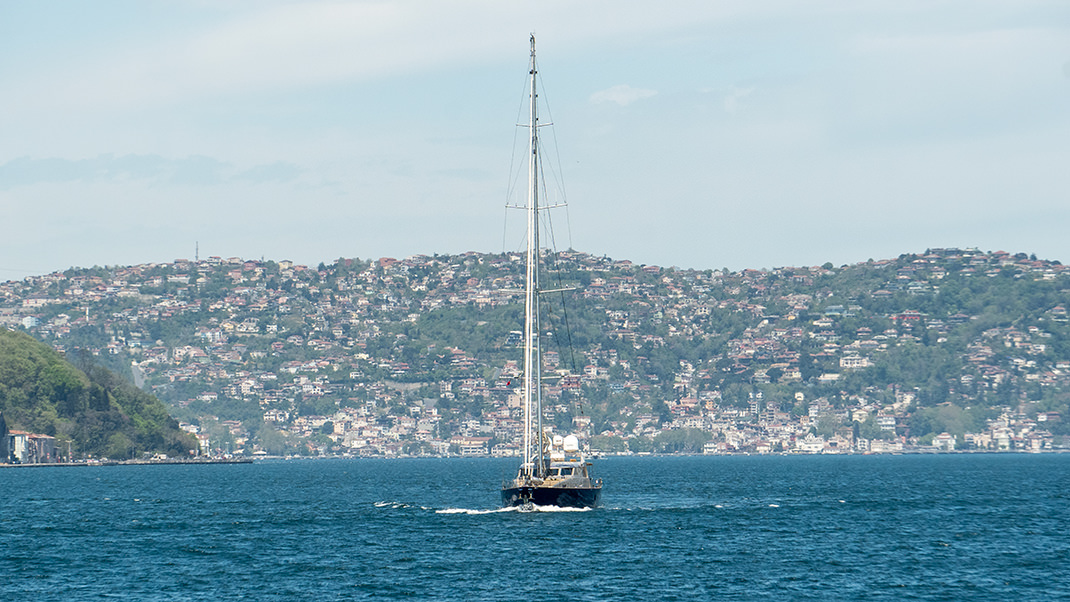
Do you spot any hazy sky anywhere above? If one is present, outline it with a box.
[2,1,1068,279]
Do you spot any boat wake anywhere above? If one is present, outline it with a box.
[436,507,518,515]
[373,501,436,511]
[435,504,592,515]
[373,501,592,515]
[519,504,592,513]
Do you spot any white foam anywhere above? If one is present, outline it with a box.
[525,504,591,513]
[436,507,518,515]
[435,504,592,515]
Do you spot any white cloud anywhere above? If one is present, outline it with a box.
[589,84,658,106]
[723,86,754,113]
[831,26,1069,143]
[3,0,1070,274]
[0,155,303,189]
[0,0,738,115]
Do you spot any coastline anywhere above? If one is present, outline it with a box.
[4,448,1068,468]
[0,458,253,468]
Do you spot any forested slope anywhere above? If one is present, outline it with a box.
[0,329,195,459]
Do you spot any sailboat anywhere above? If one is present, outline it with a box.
[500,35,602,509]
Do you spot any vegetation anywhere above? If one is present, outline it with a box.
[4,248,1070,454]
[0,329,196,460]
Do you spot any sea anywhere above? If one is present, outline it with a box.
[2,454,1068,601]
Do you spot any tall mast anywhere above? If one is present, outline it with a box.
[522,34,543,478]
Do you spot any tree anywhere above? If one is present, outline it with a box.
[628,437,653,453]
[590,434,626,453]
[1,330,195,459]
[105,433,134,460]
[653,428,710,453]
[257,427,290,456]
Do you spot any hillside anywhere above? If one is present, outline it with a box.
[0,329,196,461]
[1,247,1068,456]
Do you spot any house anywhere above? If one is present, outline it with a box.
[450,436,491,456]
[933,432,956,451]
[840,355,870,369]
[795,434,825,453]
[5,430,56,463]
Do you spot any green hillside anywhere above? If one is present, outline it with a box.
[0,329,196,460]
[2,248,1069,455]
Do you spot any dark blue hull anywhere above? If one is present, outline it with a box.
[501,485,601,508]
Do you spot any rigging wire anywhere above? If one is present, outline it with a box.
[502,63,534,255]
[537,77,574,251]
[535,121,583,418]
[500,46,588,425]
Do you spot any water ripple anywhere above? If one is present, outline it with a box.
[0,455,1067,601]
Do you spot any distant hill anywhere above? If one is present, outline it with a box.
[1,247,1069,455]
[0,329,196,460]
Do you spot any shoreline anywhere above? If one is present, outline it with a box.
[0,458,253,468]
[4,449,1068,467]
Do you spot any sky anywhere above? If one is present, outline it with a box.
[1,0,1068,279]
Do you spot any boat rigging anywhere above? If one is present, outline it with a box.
[500,35,602,509]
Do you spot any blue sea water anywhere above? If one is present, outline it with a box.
[2,454,1068,601]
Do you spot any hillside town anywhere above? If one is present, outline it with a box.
[2,247,1068,461]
